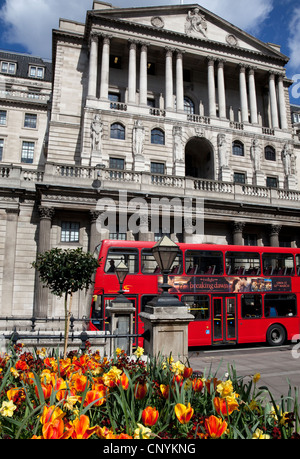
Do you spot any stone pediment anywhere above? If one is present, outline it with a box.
[90,2,288,62]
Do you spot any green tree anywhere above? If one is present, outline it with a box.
[32,247,100,358]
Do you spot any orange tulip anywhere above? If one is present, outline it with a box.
[134,382,147,400]
[40,405,65,425]
[213,396,239,416]
[192,378,204,392]
[42,418,73,440]
[35,383,52,400]
[174,403,194,424]
[120,372,129,390]
[84,389,107,407]
[160,384,170,399]
[205,415,227,438]
[72,374,89,393]
[183,367,193,379]
[68,414,99,439]
[141,406,159,427]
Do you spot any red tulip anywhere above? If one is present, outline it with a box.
[141,406,159,426]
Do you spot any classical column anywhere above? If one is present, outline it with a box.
[128,40,137,104]
[88,34,98,99]
[269,224,281,247]
[269,73,279,129]
[89,210,101,253]
[278,74,288,130]
[165,48,174,110]
[232,221,245,245]
[1,208,19,315]
[139,43,148,106]
[176,50,184,112]
[99,36,110,100]
[207,58,216,118]
[239,65,249,123]
[217,60,226,119]
[248,68,258,124]
[34,206,55,317]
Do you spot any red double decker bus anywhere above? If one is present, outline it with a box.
[89,239,300,348]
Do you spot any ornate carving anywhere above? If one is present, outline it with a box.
[173,126,184,163]
[250,138,262,171]
[132,120,145,157]
[91,114,103,152]
[232,221,245,233]
[151,16,164,29]
[269,224,282,236]
[185,8,207,37]
[38,206,54,220]
[226,34,238,47]
[218,133,228,169]
[282,143,295,177]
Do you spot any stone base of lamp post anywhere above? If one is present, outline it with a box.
[106,298,136,355]
[139,303,194,361]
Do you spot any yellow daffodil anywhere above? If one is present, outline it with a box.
[216,380,234,398]
[10,367,19,378]
[134,347,144,358]
[134,423,153,439]
[253,373,261,384]
[252,428,270,439]
[0,400,17,417]
[171,361,185,375]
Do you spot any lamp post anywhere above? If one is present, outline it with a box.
[115,261,130,303]
[150,235,183,307]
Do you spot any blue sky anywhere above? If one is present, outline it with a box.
[0,0,299,104]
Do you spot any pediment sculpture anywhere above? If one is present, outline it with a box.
[185,8,207,38]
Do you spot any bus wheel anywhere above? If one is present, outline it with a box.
[266,324,286,346]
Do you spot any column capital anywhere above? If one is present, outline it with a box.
[269,224,282,236]
[89,32,99,46]
[217,59,226,67]
[207,56,217,64]
[165,46,175,55]
[38,206,55,220]
[128,39,138,49]
[232,221,245,233]
[100,34,112,44]
[90,210,101,223]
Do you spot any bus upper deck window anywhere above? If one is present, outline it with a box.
[185,251,223,275]
[105,248,139,274]
[262,254,295,276]
[225,252,260,276]
[141,249,182,274]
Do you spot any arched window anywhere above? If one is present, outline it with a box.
[265,145,276,161]
[184,96,195,114]
[151,128,165,145]
[232,140,244,156]
[110,122,125,140]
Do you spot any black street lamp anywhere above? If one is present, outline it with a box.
[115,261,130,302]
[150,235,183,307]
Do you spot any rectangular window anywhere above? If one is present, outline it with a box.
[182,295,210,321]
[21,141,34,163]
[24,113,37,129]
[29,66,44,78]
[241,294,262,318]
[264,294,297,317]
[141,248,182,274]
[105,248,139,274]
[1,61,16,74]
[234,172,245,184]
[185,250,224,275]
[151,162,165,175]
[109,232,126,240]
[225,251,261,276]
[61,222,80,242]
[266,176,278,188]
[244,234,258,246]
[0,110,7,125]
[262,253,295,276]
[0,139,3,161]
[109,157,124,170]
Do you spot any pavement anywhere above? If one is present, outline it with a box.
[188,343,300,401]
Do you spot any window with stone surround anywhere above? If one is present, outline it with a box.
[110,122,125,140]
[232,140,244,156]
[233,172,246,184]
[0,139,3,161]
[29,65,44,79]
[24,113,37,129]
[266,176,278,188]
[61,221,80,243]
[1,61,16,74]
[265,145,276,161]
[151,128,164,145]
[21,141,34,163]
[0,110,7,125]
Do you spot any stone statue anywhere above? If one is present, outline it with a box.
[173,126,184,162]
[185,8,207,37]
[282,144,293,176]
[133,120,145,157]
[91,114,103,151]
[218,133,228,168]
[250,138,262,171]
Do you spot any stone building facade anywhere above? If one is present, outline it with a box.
[0,1,300,321]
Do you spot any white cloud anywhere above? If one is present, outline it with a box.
[0,0,92,58]
[288,6,300,71]
[0,0,273,58]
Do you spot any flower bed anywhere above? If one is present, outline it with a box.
[0,343,299,439]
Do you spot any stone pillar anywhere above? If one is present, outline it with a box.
[34,206,55,317]
[207,58,216,118]
[99,36,110,100]
[1,208,19,315]
[248,68,258,125]
[278,74,288,130]
[269,225,281,247]
[232,221,245,245]
[269,73,279,129]
[88,34,98,99]
[139,303,194,361]
[89,210,101,253]
[128,40,137,104]
[239,66,249,123]
[176,50,184,112]
[217,60,226,119]
[165,48,174,110]
[139,43,148,106]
